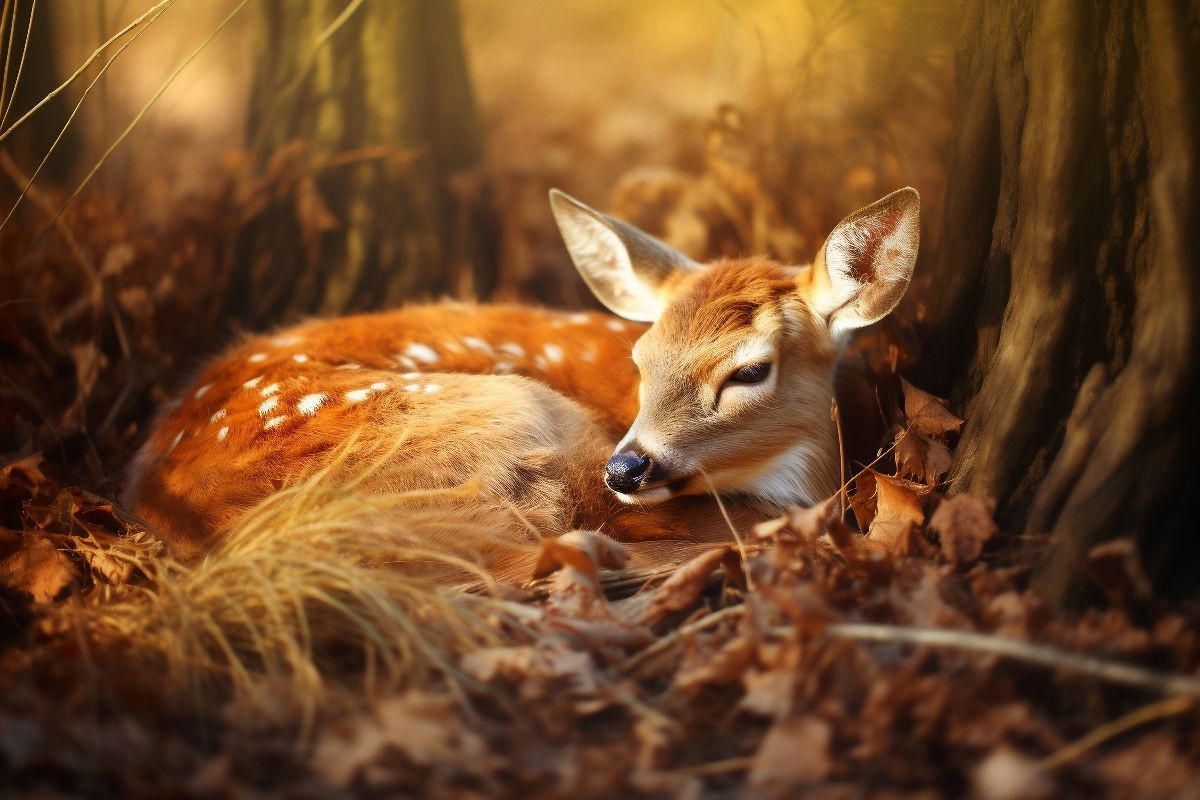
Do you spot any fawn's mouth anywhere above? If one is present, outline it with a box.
[612,475,693,505]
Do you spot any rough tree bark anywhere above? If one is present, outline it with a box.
[231,0,496,325]
[920,0,1199,605]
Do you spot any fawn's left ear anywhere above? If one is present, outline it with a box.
[806,187,920,340]
[550,189,701,322]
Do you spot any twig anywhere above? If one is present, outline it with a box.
[1,0,169,234]
[700,469,753,590]
[1039,694,1194,770]
[0,0,33,128]
[0,0,174,144]
[621,604,747,673]
[830,397,846,518]
[31,0,251,248]
[807,622,1200,698]
[669,755,755,777]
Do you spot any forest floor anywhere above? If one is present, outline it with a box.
[2,159,1198,797]
[3,2,1199,796]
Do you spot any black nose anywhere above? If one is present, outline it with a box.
[605,451,651,494]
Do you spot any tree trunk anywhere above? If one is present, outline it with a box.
[231,0,496,325]
[919,0,1199,606]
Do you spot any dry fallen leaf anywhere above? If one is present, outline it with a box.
[928,494,998,564]
[638,545,731,627]
[859,471,931,556]
[900,376,964,439]
[533,529,628,582]
[749,715,832,788]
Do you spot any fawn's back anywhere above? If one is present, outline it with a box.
[127,188,920,566]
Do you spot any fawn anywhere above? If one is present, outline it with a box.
[125,188,919,568]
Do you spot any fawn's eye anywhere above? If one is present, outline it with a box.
[726,362,771,386]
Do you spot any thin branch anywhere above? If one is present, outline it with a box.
[0,0,174,144]
[621,604,747,673]
[812,622,1200,698]
[0,0,33,127]
[1039,694,1194,770]
[30,0,251,248]
[0,0,169,234]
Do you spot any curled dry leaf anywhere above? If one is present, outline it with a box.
[900,376,964,439]
[928,494,998,564]
[749,715,832,789]
[639,545,732,627]
[856,470,932,557]
[893,426,954,485]
[533,529,628,582]
[312,692,490,788]
[1086,538,1153,606]
[0,534,79,604]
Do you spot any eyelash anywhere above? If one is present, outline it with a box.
[724,362,771,387]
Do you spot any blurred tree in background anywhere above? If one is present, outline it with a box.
[231,0,497,325]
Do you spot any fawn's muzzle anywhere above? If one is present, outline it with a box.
[605,451,651,494]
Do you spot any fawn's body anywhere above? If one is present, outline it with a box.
[127,189,920,567]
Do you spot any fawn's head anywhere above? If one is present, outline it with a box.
[551,187,920,509]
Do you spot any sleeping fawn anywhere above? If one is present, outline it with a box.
[125,188,920,566]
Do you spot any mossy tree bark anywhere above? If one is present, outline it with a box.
[232,0,496,325]
[919,0,1199,606]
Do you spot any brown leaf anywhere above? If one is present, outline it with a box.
[893,428,953,485]
[900,376,963,439]
[639,545,732,627]
[462,642,600,701]
[0,534,79,603]
[1086,538,1152,605]
[294,174,341,243]
[862,471,931,556]
[533,529,628,582]
[312,693,489,788]
[972,745,1053,800]
[749,715,832,788]
[929,495,998,564]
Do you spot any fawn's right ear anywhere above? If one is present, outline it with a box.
[550,189,701,322]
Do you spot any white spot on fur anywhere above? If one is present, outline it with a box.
[194,383,213,399]
[606,320,625,332]
[494,362,515,374]
[248,352,268,363]
[581,349,596,362]
[498,342,525,358]
[569,312,590,324]
[260,383,280,397]
[346,389,369,402]
[259,396,279,417]
[424,384,441,393]
[543,343,564,364]
[209,408,227,423]
[404,343,439,364]
[297,393,326,416]
[243,376,263,389]
[272,334,302,347]
[443,340,464,353]
[395,355,417,370]
[292,353,309,364]
[400,372,420,379]
[217,426,229,442]
[463,337,493,355]
[403,383,422,392]
[534,355,549,371]
[263,416,286,430]
[336,363,362,370]
[370,382,388,391]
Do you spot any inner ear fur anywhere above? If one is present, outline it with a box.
[807,187,920,339]
[549,189,700,322]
